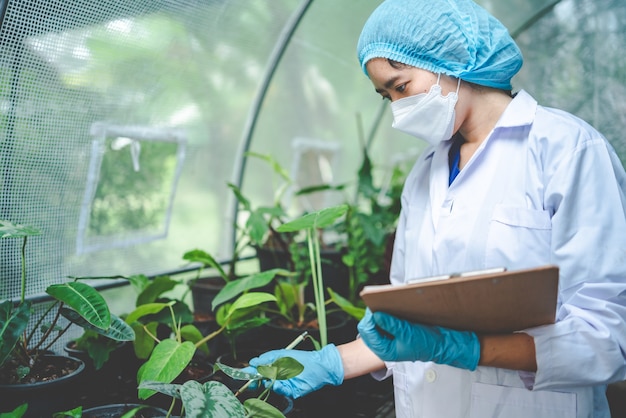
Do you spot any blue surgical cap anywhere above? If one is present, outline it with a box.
[357,0,523,90]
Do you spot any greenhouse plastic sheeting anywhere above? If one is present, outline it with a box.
[0,0,624,302]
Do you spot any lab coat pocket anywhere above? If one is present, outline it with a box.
[486,205,552,268]
[470,382,576,418]
[390,365,414,418]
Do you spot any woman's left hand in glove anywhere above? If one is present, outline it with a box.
[357,308,480,370]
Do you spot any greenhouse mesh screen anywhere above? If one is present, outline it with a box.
[0,0,299,301]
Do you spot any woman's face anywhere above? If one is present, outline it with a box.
[365,58,458,102]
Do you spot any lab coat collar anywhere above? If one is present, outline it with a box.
[494,89,537,129]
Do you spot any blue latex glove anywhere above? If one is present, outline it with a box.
[247,344,344,399]
[357,309,480,370]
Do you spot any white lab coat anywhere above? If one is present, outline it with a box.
[380,90,626,418]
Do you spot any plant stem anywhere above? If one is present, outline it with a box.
[307,228,326,347]
[42,322,72,352]
[195,323,227,347]
[24,300,60,348]
[20,236,27,304]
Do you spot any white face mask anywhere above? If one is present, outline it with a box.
[390,75,460,146]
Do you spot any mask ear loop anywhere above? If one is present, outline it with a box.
[438,74,461,96]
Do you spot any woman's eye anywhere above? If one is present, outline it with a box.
[395,84,406,93]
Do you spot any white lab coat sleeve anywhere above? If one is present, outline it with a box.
[525,134,626,391]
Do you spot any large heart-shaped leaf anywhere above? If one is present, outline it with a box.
[137,339,196,399]
[257,356,304,380]
[0,300,31,367]
[46,282,110,330]
[212,269,291,310]
[180,380,245,418]
[244,398,285,418]
[277,204,348,232]
[60,309,135,341]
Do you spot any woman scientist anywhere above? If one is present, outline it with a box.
[248,0,626,416]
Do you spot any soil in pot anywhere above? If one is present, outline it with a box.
[0,355,85,417]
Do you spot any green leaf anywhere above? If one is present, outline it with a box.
[276,205,348,232]
[142,299,193,328]
[137,380,182,399]
[214,362,261,381]
[127,274,150,293]
[136,275,179,306]
[244,398,285,418]
[1,404,28,418]
[224,293,276,320]
[247,210,270,244]
[183,249,228,280]
[0,220,41,238]
[180,324,209,354]
[125,302,170,325]
[328,288,366,320]
[180,380,246,418]
[46,282,110,330]
[60,309,135,341]
[131,321,157,359]
[245,151,291,183]
[52,406,82,418]
[120,406,150,418]
[137,339,196,399]
[0,300,31,368]
[212,269,291,310]
[295,183,346,195]
[227,183,252,211]
[257,356,304,381]
[226,316,269,334]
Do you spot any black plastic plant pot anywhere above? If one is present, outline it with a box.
[189,275,226,316]
[0,355,85,418]
[82,403,169,418]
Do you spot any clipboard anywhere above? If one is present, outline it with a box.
[359,265,559,334]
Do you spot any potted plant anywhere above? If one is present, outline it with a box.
[131,291,278,412]
[211,204,352,353]
[138,354,304,418]
[0,220,135,417]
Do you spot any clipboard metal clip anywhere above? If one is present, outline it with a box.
[407,267,507,284]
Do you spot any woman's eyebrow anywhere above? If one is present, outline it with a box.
[375,76,402,94]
